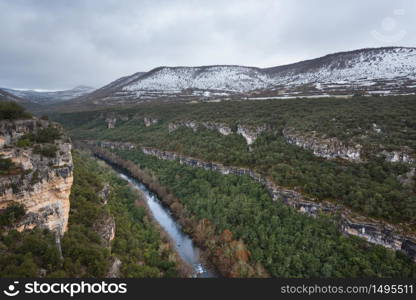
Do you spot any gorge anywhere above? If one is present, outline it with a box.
[85,139,416,261]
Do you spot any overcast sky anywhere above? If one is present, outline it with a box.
[0,0,415,90]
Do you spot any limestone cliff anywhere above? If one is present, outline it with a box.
[168,120,265,144]
[105,118,117,129]
[93,214,116,248]
[283,127,362,161]
[283,127,415,163]
[236,125,267,145]
[0,118,73,235]
[144,117,159,127]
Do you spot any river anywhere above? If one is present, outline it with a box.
[113,171,217,278]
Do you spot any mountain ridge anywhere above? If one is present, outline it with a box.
[74,46,416,106]
[2,85,95,104]
[29,46,416,110]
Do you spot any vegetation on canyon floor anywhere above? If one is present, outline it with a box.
[99,147,416,278]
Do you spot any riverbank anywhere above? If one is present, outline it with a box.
[114,170,217,277]
[91,147,269,278]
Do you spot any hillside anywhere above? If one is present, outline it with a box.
[63,47,416,108]
[52,95,416,226]
[0,88,28,104]
[3,86,95,104]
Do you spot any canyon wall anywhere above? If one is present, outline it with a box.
[84,140,416,261]
[0,119,73,236]
[283,127,362,161]
[168,120,265,145]
[141,147,416,261]
[283,127,415,163]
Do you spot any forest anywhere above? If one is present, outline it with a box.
[51,95,416,225]
[0,101,32,120]
[97,147,416,278]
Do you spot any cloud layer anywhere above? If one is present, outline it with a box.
[0,0,415,89]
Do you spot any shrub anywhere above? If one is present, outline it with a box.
[0,203,26,226]
[34,127,61,143]
[0,156,17,175]
[0,102,31,120]
[16,137,34,148]
[34,144,58,158]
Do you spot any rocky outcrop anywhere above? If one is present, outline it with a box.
[98,183,111,205]
[144,117,159,127]
[107,257,122,278]
[283,127,362,161]
[236,125,267,145]
[283,127,415,164]
[169,120,233,136]
[93,214,116,248]
[380,150,415,164]
[105,118,117,129]
[201,122,232,136]
[168,121,198,133]
[168,120,265,143]
[95,182,115,247]
[82,140,136,151]
[0,119,45,147]
[0,119,73,236]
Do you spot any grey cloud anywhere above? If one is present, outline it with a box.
[0,0,415,89]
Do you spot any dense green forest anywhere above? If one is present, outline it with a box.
[53,95,416,150]
[0,101,32,120]
[52,96,416,225]
[0,152,178,277]
[107,148,416,278]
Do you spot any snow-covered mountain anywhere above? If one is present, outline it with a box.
[0,88,27,103]
[3,85,95,104]
[71,47,416,106]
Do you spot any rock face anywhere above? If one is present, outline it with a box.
[236,125,266,145]
[201,122,232,136]
[107,257,122,278]
[138,147,416,261]
[168,120,265,144]
[380,150,415,164]
[81,140,136,151]
[143,117,159,127]
[105,118,117,129]
[283,127,415,163]
[98,183,111,205]
[169,120,233,136]
[283,127,362,161]
[168,121,198,133]
[93,214,116,248]
[0,119,73,236]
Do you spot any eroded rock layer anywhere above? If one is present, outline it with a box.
[0,119,73,235]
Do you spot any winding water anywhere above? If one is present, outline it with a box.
[115,171,217,278]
